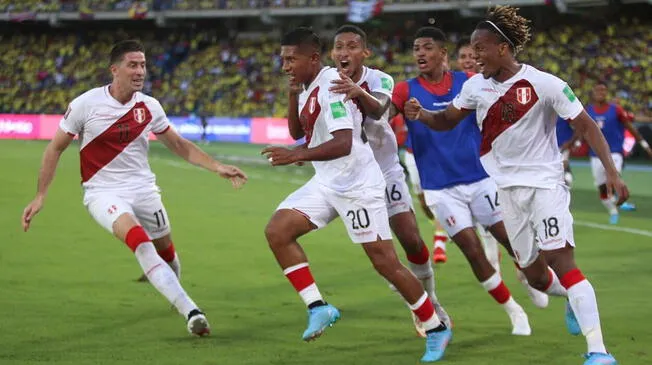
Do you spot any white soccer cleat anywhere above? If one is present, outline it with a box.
[507,308,532,336]
[516,270,549,309]
[187,309,210,336]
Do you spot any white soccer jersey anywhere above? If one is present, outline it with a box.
[452,65,583,189]
[59,85,170,192]
[357,66,402,176]
[298,66,383,192]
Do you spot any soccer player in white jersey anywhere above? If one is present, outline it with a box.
[324,24,451,336]
[262,27,451,362]
[21,40,248,337]
[404,6,627,365]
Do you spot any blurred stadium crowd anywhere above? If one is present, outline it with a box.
[1,3,649,119]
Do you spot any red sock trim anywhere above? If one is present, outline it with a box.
[285,266,315,292]
[158,242,176,262]
[488,281,511,304]
[560,268,586,289]
[407,245,430,265]
[125,226,150,252]
[599,191,608,200]
[543,268,555,292]
[434,234,447,243]
[413,298,435,322]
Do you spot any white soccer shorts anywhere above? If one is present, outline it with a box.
[383,168,414,218]
[277,177,392,244]
[590,152,623,187]
[498,184,575,268]
[84,190,171,240]
[423,177,503,237]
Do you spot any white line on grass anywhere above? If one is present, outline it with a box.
[157,157,652,238]
[574,220,652,238]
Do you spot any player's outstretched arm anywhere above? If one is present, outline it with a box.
[405,98,469,131]
[571,110,629,204]
[287,81,305,140]
[262,129,352,166]
[22,128,74,232]
[156,128,247,189]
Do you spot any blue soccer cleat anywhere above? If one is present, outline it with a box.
[302,304,340,341]
[565,301,581,336]
[609,214,619,225]
[420,327,452,362]
[620,202,636,211]
[584,352,617,365]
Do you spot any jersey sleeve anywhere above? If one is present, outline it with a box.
[322,90,354,133]
[452,77,477,111]
[368,70,394,98]
[59,98,86,136]
[148,98,171,134]
[542,76,584,120]
[392,81,409,113]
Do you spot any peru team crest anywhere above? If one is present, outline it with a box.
[133,108,146,123]
[308,97,317,114]
[516,87,531,105]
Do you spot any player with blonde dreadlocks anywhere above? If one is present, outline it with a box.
[403,5,625,365]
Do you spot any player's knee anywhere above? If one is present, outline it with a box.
[368,248,400,277]
[264,221,286,247]
[528,273,550,292]
[399,233,424,255]
[124,225,151,252]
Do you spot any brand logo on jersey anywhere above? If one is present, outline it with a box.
[516,87,531,105]
[446,216,456,227]
[563,85,576,102]
[133,108,146,124]
[432,101,451,107]
[308,97,317,114]
[381,77,393,91]
[330,101,347,119]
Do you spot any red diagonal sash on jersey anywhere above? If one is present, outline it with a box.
[299,87,321,144]
[479,80,539,156]
[80,102,152,182]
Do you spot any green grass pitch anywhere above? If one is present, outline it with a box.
[0,140,650,365]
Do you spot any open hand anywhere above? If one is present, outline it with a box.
[22,196,44,232]
[329,72,363,102]
[216,164,248,189]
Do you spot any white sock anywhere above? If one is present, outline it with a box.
[135,242,198,318]
[544,268,568,297]
[434,230,447,251]
[408,292,442,331]
[600,197,618,215]
[478,225,501,272]
[568,280,607,354]
[408,260,438,302]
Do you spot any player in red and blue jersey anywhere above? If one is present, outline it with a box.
[587,82,652,224]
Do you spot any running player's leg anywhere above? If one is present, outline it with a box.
[86,192,208,336]
[132,192,179,281]
[470,178,548,309]
[385,172,451,332]
[425,185,530,335]
[264,178,339,341]
[331,187,451,362]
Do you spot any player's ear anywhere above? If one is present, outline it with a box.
[362,47,371,58]
[311,51,321,64]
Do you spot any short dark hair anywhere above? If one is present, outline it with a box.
[455,37,472,55]
[335,24,368,46]
[414,27,447,44]
[110,40,145,65]
[281,27,321,52]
